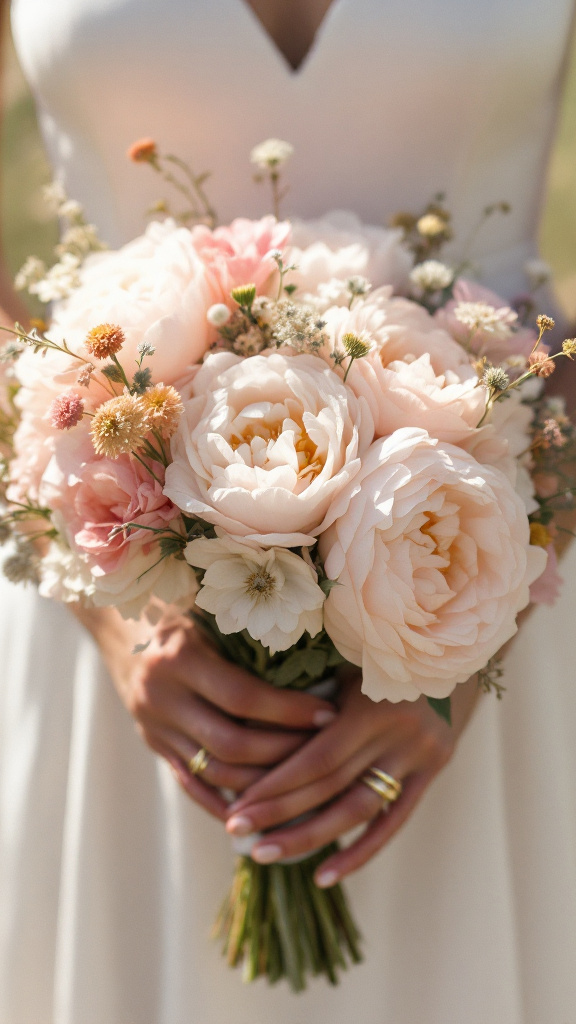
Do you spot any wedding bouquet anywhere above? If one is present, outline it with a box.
[1,139,574,989]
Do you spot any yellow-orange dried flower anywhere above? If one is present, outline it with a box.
[127,137,158,163]
[85,323,125,360]
[529,521,552,548]
[142,384,184,437]
[536,314,555,332]
[90,394,147,458]
[416,213,447,238]
[529,351,556,378]
[29,317,48,334]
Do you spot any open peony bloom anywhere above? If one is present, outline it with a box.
[190,216,291,305]
[435,279,537,362]
[48,219,215,385]
[164,350,374,547]
[322,293,486,442]
[185,535,325,653]
[319,428,547,702]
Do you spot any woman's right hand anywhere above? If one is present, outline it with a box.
[73,603,337,821]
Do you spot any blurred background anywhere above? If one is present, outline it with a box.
[2,25,576,321]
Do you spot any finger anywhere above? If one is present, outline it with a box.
[141,688,310,767]
[151,744,230,821]
[314,773,430,886]
[248,780,389,865]
[161,629,338,730]
[226,742,382,835]
[228,712,383,812]
[154,727,265,792]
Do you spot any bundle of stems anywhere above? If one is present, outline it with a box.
[193,611,363,990]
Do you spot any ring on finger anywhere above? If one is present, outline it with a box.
[188,746,210,777]
[361,768,402,805]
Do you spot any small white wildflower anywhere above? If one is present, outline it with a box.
[29,253,82,303]
[348,275,371,298]
[250,138,294,171]
[137,340,156,357]
[410,259,454,291]
[481,366,510,391]
[524,258,552,290]
[42,180,67,213]
[56,223,102,258]
[14,255,46,292]
[38,540,95,603]
[454,300,517,341]
[59,198,84,221]
[207,303,232,327]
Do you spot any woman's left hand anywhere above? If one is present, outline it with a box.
[225,670,480,887]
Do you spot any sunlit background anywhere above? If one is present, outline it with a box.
[2,26,576,320]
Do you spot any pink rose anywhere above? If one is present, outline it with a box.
[164,350,374,547]
[319,428,546,702]
[41,430,194,617]
[190,216,291,305]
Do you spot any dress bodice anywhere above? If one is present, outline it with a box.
[10,0,576,295]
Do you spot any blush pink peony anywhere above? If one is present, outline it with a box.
[435,279,537,362]
[164,350,374,547]
[319,428,546,702]
[190,216,291,305]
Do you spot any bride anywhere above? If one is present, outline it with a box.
[2,0,576,1021]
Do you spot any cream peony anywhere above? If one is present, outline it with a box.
[164,350,374,547]
[319,428,546,702]
[322,294,485,442]
[288,212,412,297]
[48,219,215,386]
[185,535,324,653]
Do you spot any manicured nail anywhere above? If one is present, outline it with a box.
[313,708,337,727]
[315,869,339,889]
[226,815,253,837]
[252,843,283,864]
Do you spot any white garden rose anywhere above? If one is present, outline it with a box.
[164,350,374,547]
[319,428,546,703]
[48,219,215,386]
[288,211,412,296]
[185,535,324,653]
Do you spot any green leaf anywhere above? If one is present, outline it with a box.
[267,647,327,687]
[427,695,452,725]
[101,362,125,383]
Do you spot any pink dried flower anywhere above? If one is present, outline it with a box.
[541,418,568,448]
[49,391,85,430]
[529,352,555,378]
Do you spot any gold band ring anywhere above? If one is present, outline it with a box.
[361,767,402,805]
[368,767,402,797]
[188,747,210,777]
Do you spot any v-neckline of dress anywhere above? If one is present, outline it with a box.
[237,0,345,75]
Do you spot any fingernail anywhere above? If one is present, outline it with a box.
[313,708,337,727]
[226,815,253,837]
[252,843,282,864]
[315,869,339,889]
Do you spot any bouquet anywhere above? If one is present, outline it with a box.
[1,139,574,990]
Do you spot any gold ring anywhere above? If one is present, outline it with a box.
[188,747,210,776]
[368,767,402,797]
[361,768,402,804]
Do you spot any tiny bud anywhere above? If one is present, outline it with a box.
[536,314,555,332]
[231,284,257,309]
[127,137,158,163]
[341,332,371,360]
[207,303,232,327]
[481,366,510,391]
[416,213,447,238]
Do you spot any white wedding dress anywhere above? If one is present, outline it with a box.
[2,1,576,1021]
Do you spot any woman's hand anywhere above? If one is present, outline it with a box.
[72,603,337,821]
[226,669,480,886]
